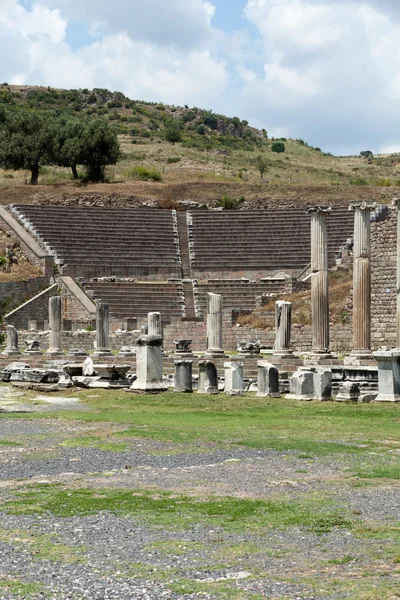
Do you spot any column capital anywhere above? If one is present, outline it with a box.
[307,206,331,215]
[349,201,376,212]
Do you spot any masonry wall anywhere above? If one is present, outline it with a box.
[60,283,94,329]
[371,206,397,349]
[0,277,50,313]
[164,311,353,354]
[6,285,58,330]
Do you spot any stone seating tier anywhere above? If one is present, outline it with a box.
[81,281,184,322]
[190,208,354,273]
[12,206,180,278]
[196,281,289,314]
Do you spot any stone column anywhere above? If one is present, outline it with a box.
[94,301,111,356]
[198,360,219,394]
[127,335,167,394]
[395,198,400,349]
[206,293,225,356]
[148,312,162,337]
[257,361,280,398]
[307,207,331,359]
[345,202,376,365]
[174,360,193,393]
[3,325,20,356]
[47,296,62,355]
[273,301,293,357]
[224,361,244,396]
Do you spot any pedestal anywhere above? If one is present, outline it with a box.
[373,350,400,402]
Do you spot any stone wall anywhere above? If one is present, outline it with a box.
[0,277,50,313]
[5,284,58,330]
[371,206,397,348]
[164,311,353,354]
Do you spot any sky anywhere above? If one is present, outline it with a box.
[1,0,400,155]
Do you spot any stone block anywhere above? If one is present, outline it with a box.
[287,369,314,400]
[256,360,280,398]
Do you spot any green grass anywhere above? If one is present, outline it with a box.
[0,580,43,598]
[0,526,87,565]
[353,466,400,480]
[0,439,22,446]
[1,388,398,457]
[3,485,354,534]
[59,435,128,452]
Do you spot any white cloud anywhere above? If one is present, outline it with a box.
[0,1,228,107]
[238,0,400,153]
[41,0,217,49]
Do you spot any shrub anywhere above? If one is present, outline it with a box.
[127,166,162,182]
[196,124,206,135]
[271,141,285,153]
[376,178,392,187]
[360,150,373,158]
[167,157,181,164]
[350,177,368,185]
[217,194,245,210]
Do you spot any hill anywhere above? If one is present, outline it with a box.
[0,84,400,198]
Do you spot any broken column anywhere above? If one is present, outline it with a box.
[345,201,376,365]
[174,359,193,393]
[127,335,167,394]
[287,368,315,400]
[94,301,111,356]
[224,361,244,396]
[206,293,225,357]
[273,301,293,358]
[307,206,332,361]
[3,325,20,356]
[313,367,332,401]
[148,312,162,337]
[198,360,219,394]
[47,296,62,355]
[256,361,280,398]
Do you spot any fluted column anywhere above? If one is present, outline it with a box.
[206,293,225,356]
[274,301,292,356]
[395,198,400,349]
[148,312,162,337]
[349,202,375,360]
[308,207,331,355]
[47,296,62,355]
[94,301,111,356]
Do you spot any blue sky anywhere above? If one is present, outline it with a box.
[1,0,400,155]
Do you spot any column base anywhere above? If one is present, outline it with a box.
[2,350,21,357]
[205,350,226,358]
[93,349,113,358]
[304,354,341,366]
[126,381,168,395]
[373,394,400,403]
[343,353,376,367]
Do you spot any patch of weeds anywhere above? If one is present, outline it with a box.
[0,526,86,565]
[145,540,204,555]
[168,578,258,599]
[0,580,43,597]
[60,436,128,452]
[327,554,357,565]
[126,165,162,182]
[0,440,22,446]
[353,466,400,480]
[4,485,355,535]
[298,453,315,459]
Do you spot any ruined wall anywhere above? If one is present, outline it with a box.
[5,285,58,330]
[164,312,352,354]
[371,206,397,349]
[0,277,49,313]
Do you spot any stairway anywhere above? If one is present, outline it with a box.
[176,212,192,279]
[176,212,197,319]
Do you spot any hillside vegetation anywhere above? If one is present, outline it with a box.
[0,84,400,195]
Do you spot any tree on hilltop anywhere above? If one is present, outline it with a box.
[54,117,86,179]
[0,107,57,184]
[80,119,121,181]
[271,141,285,154]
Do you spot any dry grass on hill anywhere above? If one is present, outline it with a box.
[238,268,353,330]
